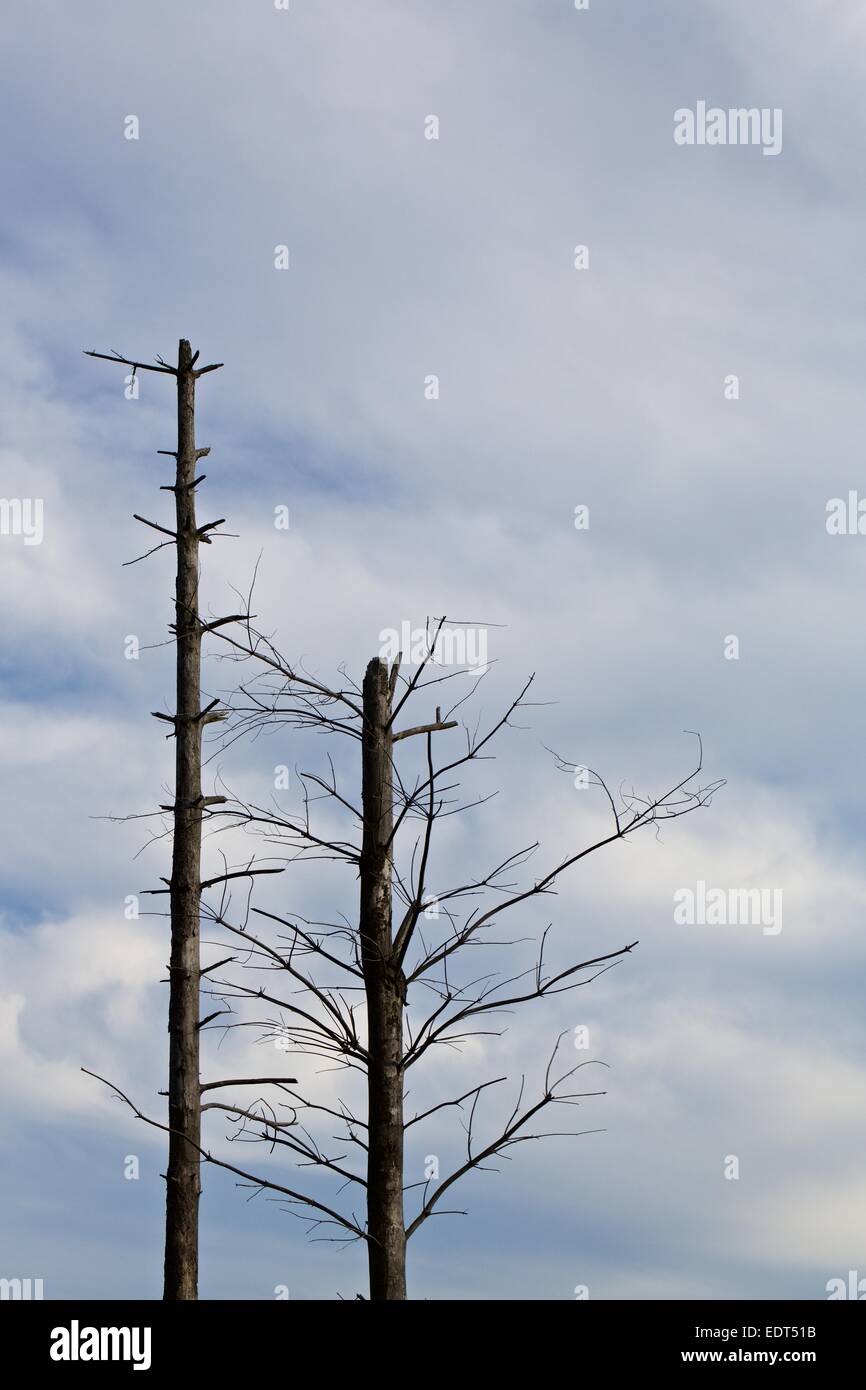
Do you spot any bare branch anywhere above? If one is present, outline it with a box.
[81,1069,367,1241]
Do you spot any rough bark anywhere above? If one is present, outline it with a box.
[360,658,407,1300]
[164,339,203,1300]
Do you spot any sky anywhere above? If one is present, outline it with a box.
[1,0,865,1301]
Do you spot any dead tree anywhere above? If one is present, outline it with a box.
[85,340,239,1300]
[183,616,723,1300]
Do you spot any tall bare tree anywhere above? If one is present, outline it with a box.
[85,340,240,1299]
[185,615,723,1300]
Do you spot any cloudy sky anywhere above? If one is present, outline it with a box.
[2,0,865,1300]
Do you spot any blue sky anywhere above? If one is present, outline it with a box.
[1,0,865,1300]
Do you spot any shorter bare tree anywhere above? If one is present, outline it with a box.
[173,615,723,1299]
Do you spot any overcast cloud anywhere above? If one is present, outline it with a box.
[1,0,864,1300]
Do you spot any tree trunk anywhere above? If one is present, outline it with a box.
[164,339,203,1300]
[360,657,407,1300]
